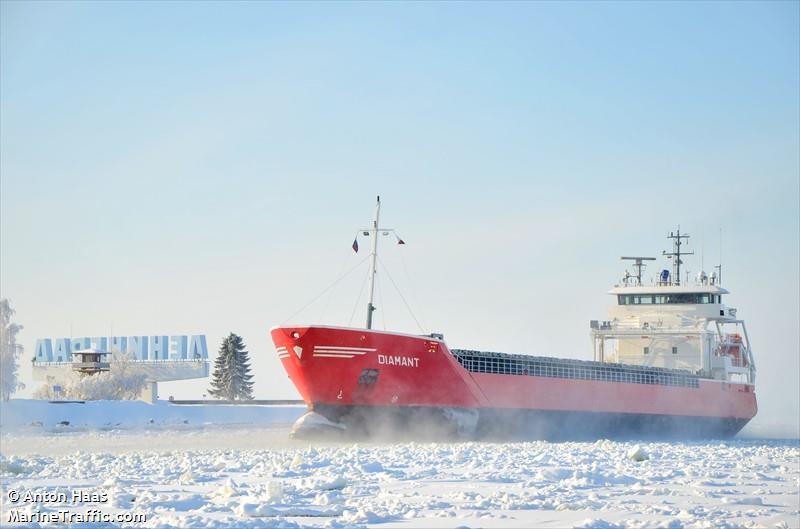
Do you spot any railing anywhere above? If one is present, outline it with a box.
[33,358,209,366]
[591,319,706,332]
[451,349,700,389]
[72,362,111,370]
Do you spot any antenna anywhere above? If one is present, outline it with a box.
[701,226,705,272]
[620,256,656,286]
[662,226,693,286]
[715,226,722,285]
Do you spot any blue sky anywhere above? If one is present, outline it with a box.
[2,2,798,429]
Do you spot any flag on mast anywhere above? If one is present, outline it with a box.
[395,234,405,245]
[352,237,359,253]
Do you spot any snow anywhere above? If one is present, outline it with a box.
[0,399,305,431]
[1,400,798,529]
[627,445,649,462]
[291,411,347,438]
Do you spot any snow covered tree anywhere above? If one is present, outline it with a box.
[208,333,254,401]
[33,351,147,401]
[0,299,25,401]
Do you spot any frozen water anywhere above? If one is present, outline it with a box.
[627,444,649,462]
[1,401,798,528]
[292,411,347,438]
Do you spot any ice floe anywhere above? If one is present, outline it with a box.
[1,404,798,528]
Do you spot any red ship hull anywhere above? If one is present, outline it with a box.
[271,325,757,439]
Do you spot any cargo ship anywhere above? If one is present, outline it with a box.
[271,198,757,439]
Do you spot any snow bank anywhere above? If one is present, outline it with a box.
[0,399,305,430]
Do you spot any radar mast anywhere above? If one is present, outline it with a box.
[620,256,656,286]
[663,227,693,286]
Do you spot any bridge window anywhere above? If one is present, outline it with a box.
[672,346,678,354]
[618,293,720,305]
[643,347,649,355]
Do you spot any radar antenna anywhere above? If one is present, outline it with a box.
[620,256,656,286]
[663,227,693,286]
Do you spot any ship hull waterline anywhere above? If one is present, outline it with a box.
[272,325,757,440]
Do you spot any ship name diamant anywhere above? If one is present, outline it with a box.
[378,354,420,367]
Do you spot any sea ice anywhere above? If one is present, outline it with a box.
[1,402,798,528]
[627,444,650,462]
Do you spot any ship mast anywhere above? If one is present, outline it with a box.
[357,196,404,330]
[663,227,693,286]
[366,196,381,329]
[620,256,656,286]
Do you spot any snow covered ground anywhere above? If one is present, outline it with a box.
[1,400,798,529]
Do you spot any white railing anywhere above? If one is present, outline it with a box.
[33,358,209,366]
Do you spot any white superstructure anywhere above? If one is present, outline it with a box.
[590,229,755,385]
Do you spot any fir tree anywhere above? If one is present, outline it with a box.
[208,333,254,401]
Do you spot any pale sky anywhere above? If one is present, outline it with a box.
[1,2,798,431]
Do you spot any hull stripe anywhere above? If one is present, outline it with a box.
[313,346,376,352]
[314,353,355,358]
[314,350,368,355]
